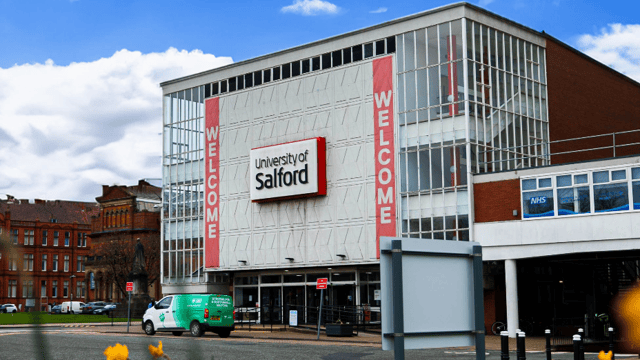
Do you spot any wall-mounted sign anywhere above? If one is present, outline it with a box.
[250,138,326,202]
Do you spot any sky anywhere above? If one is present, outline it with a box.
[1,0,639,202]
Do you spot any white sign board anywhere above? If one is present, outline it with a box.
[250,138,326,202]
[374,289,381,301]
[289,310,298,327]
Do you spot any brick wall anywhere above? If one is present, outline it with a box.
[546,37,640,164]
[473,179,521,223]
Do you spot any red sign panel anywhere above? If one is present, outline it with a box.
[316,278,328,290]
[205,97,221,268]
[126,282,133,292]
[373,56,397,259]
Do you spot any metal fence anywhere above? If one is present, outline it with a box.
[233,304,381,333]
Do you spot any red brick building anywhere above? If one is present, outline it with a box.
[0,198,98,311]
[85,180,162,303]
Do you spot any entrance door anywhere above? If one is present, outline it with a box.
[284,286,305,324]
[260,287,281,324]
[330,284,356,324]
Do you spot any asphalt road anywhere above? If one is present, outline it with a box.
[0,328,633,360]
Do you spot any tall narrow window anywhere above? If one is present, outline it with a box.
[41,254,47,271]
[64,232,70,247]
[25,230,34,245]
[52,281,58,297]
[53,231,59,246]
[63,281,69,298]
[41,281,47,298]
[64,255,69,272]
[42,230,48,246]
[9,280,17,298]
[53,255,58,271]
[11,229,18,244]
[77,256,83,272]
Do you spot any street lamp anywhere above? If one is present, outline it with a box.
[70,275,76,312]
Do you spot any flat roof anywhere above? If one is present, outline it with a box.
[160,2,545,90]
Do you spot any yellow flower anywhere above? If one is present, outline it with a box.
[103,343,129,360]
[598,350,612,360]
[148,341,164,358]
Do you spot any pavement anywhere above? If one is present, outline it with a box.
[0,322,554,350]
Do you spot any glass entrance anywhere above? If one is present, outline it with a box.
[283,286,305,324]
[260,287,281,324]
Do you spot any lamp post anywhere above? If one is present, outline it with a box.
[70,275,76,313]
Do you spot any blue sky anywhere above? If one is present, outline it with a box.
[1,0,637,68]
[1,0,639,202]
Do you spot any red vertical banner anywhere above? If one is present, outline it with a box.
[205,97,220,268]
[447,35,459,115]
[373,56,396,259]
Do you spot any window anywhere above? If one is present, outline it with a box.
[41,281,47,298]
[76,281,85,298]
[23,280,33,298]
[156,296,172,309]
[557,174,591,215]
[11,229,18,244]
[77,256,84,272]
[522,177,554,218]
[42,230,48,246]
[64,232,70,247]
[632,168,640,210]
[24,230,34,245]
[42,254,47,271]
[53,231,59,246]
[594,170,629,212]
[8,256,17,271]
[52,281,58,297]
[64,255,69,272]
[8,280,17,298]
[77,232,86,247]
[63,281,69,298]
[23,254,34,271]
[53,255,58,271]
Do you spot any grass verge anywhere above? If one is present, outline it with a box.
[0,312,141,325]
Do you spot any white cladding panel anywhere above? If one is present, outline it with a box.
[215,60,381,271]
[475,212,640,261]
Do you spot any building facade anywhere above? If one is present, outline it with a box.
[159,2,640,333]
[86,180,162,303]
[0,197,98,311]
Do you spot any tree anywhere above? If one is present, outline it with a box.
[90,235,160,297]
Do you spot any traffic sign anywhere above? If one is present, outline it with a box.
[126,282,133,292]
[316,278,328,289]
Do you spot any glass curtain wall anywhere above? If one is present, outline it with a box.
[162,86,206,284]
[397,18,549,240]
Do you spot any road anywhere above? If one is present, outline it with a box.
[0,328,633,359]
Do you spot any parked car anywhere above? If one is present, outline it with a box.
[60,301,85,314]
[81,302,107,314]
[0,304,18,313]
[143,294,234,338]
[50,305,62,314]
[93,304,117,315]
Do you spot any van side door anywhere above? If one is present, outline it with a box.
[154,296,173,329]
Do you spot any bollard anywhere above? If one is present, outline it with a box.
[573,334,581,360]
[517,332,526,360]
[577,328,585,360]
[608,327,615,360]
[545,329,552,360]
[501,331,510,360]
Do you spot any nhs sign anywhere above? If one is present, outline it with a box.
[530,196,547,205]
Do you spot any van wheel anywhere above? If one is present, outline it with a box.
[190,321,203,337]
[144,321,156,335]
[172,331,183,336]
[218,330,230,338]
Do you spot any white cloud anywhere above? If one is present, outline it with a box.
[577,24,640,82]
[370,7,387,14]
[281,0,339,16]
[0,48,233,201]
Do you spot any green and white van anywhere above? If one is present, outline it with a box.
[142,294,234,338]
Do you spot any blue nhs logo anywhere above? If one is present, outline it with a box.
[530,196,547,205]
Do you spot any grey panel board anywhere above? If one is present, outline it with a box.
[380,237,479,351]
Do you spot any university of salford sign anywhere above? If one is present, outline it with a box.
[250,138,327,202]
